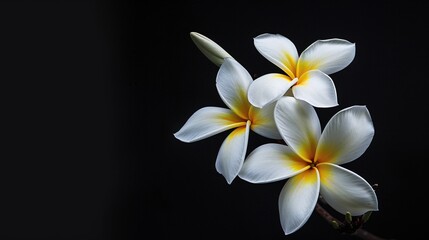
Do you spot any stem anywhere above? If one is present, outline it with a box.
[315,202,338,222]
[315,203,387,240]
[353,228,386,240]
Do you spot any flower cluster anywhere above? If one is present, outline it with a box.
[174,32,378,235]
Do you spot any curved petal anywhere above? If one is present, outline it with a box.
[216,57,252,119]
[315,106,374,165]
[279,168,320,235]
[318,163,378,215]
[248,74,297,108]
[239,143,309,183]
[292,70,338,108]
[190,32,232,66]
[215,121,250,184]
[174,107,246,143]
[297,38,355,76]
[249,102,282,139]
[254,33,298,78]
[275,97,320,162]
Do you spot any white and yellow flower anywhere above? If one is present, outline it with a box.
[239,96,378,235]
[248,33,355,108]
[174,57,282,184]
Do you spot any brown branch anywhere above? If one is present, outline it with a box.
[315,202,339,223]
[353,228,386,240]
[315,203,387,240]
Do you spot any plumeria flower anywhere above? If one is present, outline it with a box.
[248,33,355,108]
[239,96,378,235]
[174,57,282,184]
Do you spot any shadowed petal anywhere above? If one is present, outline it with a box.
[216,58,252,119]
[239,143,309,183]
[315,106,374,165]
[297,38,355,75]
[216,121,251,184]
[318,163,378,215]
[248,74,296,108]
[279,168,320,235]
[174,107,246,143]
[249,102,282,139]
[292,70,338,108]
[275,97,320,162]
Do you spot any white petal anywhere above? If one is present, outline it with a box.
[216,58,252,119]
[315,106,374,165]
[174,107,245,143]
[248,74,297,108]
[254,33,299,78]
[215,121,250,184]
[292,70,338,108]
[274,97,321,162]
[239,143,309,183]
[298,38,355,75]
[190,32,232,66]
[249,102,282,139]
[279,168,320,235]
[318,163,378,215]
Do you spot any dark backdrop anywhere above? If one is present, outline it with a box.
[0,0,426,239]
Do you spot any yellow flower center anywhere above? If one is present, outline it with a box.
[309,160,319,168]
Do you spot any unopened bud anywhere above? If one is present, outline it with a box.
[362,211,372,223]
[190,32,232,66]
[345,212,352,224]
[331,220,340,229]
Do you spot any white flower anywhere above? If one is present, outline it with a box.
[248,33,355,108]
[190,32,232,66]
[174,58,282,184]
[239,96,378,235]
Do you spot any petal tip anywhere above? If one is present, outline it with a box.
[173,131,191,143]
[311,100,338,108]
[222,173,235,185]
[247,95,264,109]
[173,132,179,139]
[189,31,202,39]
[249,102,263,109]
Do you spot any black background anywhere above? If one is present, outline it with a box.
[0,0,426,239]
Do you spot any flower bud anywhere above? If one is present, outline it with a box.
[190,32,232,66]
[345,212,352,224]
[330,220,340,230]
[362,211,372,223]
